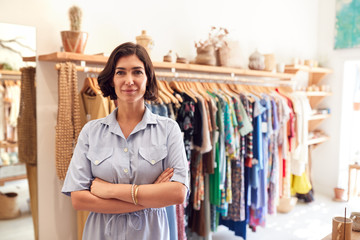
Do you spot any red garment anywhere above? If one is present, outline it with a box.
[275,88,295,151]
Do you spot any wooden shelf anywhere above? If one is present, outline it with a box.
[305,91,332,97]
[23,56,36,62]
[0,174,27,186]
[309,113,331,120]
[300,91,332,108]
[38,52,295,80]
[0,70,21,76]
[38,52,108,65]
[307,136,330,145]
[0,141,18,148]
[308,114,331,132]
[285,65,332,85]
[285,65,333,74]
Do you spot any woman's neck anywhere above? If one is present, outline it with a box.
[116,101,145,123]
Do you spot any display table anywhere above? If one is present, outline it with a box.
[321,230,360,239]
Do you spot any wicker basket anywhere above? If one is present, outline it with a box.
[0,192,20,219]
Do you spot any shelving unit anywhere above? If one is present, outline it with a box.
[286,65,332,146]
[0,70,24,185]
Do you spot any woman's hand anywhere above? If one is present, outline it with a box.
[153,168,174,184]
[90,178,114,199]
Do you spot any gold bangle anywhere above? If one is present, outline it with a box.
[134,185,139,205]
[131,184,137,205]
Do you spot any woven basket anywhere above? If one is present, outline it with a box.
[18,67,37,165]
[0,192,20,219]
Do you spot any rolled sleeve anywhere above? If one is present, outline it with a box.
[165,121,189,193]
[61,122,93,196]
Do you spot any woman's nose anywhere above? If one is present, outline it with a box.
[124,75,134,85]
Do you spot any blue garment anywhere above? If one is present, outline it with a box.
[62,107,189,240]
[153,103,178,240]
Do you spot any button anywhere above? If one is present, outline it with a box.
[151,160,155,164]
[124,168,128,173]
[94,160,99,165]
[124,148,128,153]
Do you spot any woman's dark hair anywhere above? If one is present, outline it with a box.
[98,42,158,101]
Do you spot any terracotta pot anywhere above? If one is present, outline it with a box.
[334,187,345,200]
[61,31,88,54]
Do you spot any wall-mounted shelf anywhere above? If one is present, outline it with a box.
[285,65,333,85]
[308,114,331,132]
[302,91,332,108]
[38,52,295,80]
[0,70,21,76]
[0,141,18,148]
[307,136,330,145]
[23,56,36,62]
[305,91,332,97]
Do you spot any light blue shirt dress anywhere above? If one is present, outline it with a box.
[62,107,189,240]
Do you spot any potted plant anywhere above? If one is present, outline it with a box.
[60,5,88,54]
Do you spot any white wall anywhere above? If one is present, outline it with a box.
[313,0,360,195]
[0,0,321,239]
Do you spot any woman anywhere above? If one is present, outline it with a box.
[62,42,189,240]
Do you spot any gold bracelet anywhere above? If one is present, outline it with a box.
[131,184,137,205]
[134,185,139,205]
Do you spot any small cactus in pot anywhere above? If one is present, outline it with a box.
[60,5,88,53]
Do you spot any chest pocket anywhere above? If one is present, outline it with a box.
[138,145,168,167]
[87,148,113,179]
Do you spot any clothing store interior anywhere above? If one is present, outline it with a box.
[1,0,360,239]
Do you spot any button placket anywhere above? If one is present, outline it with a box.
[123,141,130,174]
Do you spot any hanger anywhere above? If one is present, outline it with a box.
[170,80,197,103]
[158,89,171,104]
[158,80,179,104]
[181,81,198,103]
[194,82,211,102]
[81,77,100,96]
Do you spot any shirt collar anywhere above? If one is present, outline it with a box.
[100,106,158,138]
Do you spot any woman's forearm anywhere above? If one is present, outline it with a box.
[94,181,187,208]
[136,182,187,208]
[71,190,145,214]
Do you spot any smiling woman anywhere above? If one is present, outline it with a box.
[61,42,189,240]
[113,55,148,107]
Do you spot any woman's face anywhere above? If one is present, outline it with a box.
[113,54,147,105]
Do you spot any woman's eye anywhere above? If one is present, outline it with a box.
[134,70,144,75]
[116,71,125,75]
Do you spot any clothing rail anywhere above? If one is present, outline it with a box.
[55,63,295,87]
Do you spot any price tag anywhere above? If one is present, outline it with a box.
[262,122,268,133]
